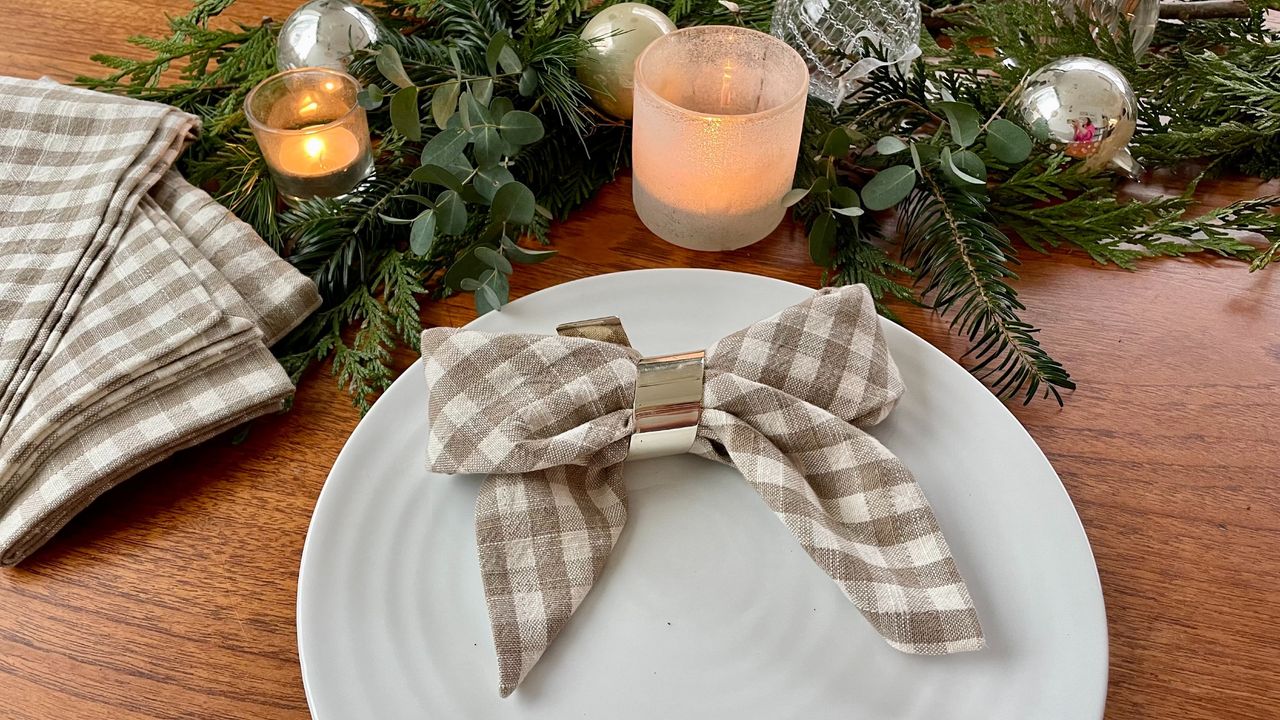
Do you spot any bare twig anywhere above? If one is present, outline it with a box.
[1158,0,1251,21]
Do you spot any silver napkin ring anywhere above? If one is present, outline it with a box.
[555,317,704,461]
[628,350,705,460]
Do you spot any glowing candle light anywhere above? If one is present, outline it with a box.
[632,26,809,251]
[245,67,374,200]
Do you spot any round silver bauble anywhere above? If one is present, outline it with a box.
[1015,56,1141,176]
[277,0,385,71]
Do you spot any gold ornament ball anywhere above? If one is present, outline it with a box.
[578,3,676,118]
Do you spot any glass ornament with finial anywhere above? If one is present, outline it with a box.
[770,0,921,108]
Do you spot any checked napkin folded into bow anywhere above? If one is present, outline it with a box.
[421,285,984,697]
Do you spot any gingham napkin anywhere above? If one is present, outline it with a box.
[0,77,320,564]
[421,285,985,696]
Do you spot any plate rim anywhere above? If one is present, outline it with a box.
[297,267,1109,718]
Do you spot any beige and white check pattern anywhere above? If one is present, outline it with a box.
[421,285,985,697]
[0,77,321,565]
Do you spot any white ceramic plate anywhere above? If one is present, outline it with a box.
[297,269,1107,720]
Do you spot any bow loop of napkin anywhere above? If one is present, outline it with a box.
[421,284,984,697]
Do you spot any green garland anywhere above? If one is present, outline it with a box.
[80,0,1280,410]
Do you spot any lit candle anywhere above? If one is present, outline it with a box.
[245,67,374,200]
[275,126,362,177]
[632,26,809,251]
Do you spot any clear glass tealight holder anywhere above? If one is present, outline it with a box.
[632,25,809,252]
[245,67,374,201]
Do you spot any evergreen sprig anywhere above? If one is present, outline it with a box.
[80,0,1280,410]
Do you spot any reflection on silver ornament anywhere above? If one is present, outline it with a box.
[771,0,921,108]
[1056,0,1160,56]
[277,0,385,71]
[1015,56,1141,177]
[578,3,675,118]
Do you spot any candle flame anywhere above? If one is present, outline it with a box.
[720,61,735,111]
[299,95,319,114]
[304,136,326,160]
[324,81,336,91]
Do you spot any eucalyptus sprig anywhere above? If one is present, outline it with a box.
[81,0,1280,411]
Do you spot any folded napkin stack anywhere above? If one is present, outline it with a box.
[0,77,321,565]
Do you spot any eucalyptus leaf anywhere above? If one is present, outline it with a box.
[459,277,482,291]
[518,67,538,97]
[357,85,384,110]
[485,32,509,76]
[376,45,413,88]
[410,209,437,255]
[475,245,513,274]
[832,206,865,217]
[474,165,515,201]
[942,146,986,186]
[861,165,917,210]
[811,177,832,194]
[411,163,465,193]
[395,194,435,207]
[421,128,468,167]
[460,90,491,131]
[444,248,486,290]
[498,110,544,145]
[473,127,506,167]
[498,44,522,75]
[474,267,509,314]
[376,213,416,225]
[935,101,981,147]
[986,118,1033,163]
[491,181,536,225]
[821,127,852,157]
[430,80,460,130]
[501,235,556,264]
[436,189,468,235]
[489,96,514,122]
[473,77,494,105]
[476,284,502,315]
[447,47,463,78]
[809,213,837,265]
[831,185,860,209]
[876,135,908,155]
[781,187,808,207]
[389,86,421,141]
[952,148,987,181]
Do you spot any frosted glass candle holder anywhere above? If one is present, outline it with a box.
[245,67,374,201]
[632,25,809,252]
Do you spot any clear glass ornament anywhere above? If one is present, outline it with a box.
[1015,56,1142,178]
[277,0,385,71]
[1057,0,1160,56]
[770,0,921,108]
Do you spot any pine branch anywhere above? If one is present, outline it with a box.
[901,173,1074,404]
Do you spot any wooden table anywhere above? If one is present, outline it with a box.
[1,2,1278,718]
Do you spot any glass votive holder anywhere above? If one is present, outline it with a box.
[632,25,809,252]
[245,67,374,201]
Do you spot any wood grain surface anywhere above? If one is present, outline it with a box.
[0,2,1277,718]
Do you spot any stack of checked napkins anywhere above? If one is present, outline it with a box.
[0,76,320,565]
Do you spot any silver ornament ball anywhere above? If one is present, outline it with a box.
[1015,56,1140,175]
[277,0,385,71]
[1055,0,1159,56]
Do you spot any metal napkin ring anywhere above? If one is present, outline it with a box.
[627,350,705,460]
[556,317,704,461]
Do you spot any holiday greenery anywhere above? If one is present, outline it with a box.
[81,0,1280,410]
